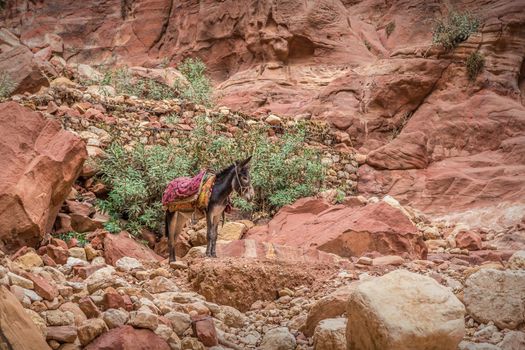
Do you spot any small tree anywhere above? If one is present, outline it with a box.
[432,11,479,50]
[466,51,485,81]
[175,58,213,106]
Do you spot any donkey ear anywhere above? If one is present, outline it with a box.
[239,156,252,167]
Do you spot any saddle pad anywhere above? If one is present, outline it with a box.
[162,170,206,206]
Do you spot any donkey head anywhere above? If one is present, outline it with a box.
[233,156,254,201]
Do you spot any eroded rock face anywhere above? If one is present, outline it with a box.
[247,198,427,259]
[187,258,334,312]
[0,102,87,252]
[346,269,465,350]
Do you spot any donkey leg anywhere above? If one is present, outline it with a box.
[205,211,213,257]
[210,218,220,257]
[167,211,178,262]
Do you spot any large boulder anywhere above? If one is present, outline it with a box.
[247,198,427,259]
[84,325,170,350]
[100,231,164,265]
[0,102,87,252]
[346,269,465,350]
[188,258,335,312]
[0,286,51,350]
[464,269,525,329]
[0,45,50,95]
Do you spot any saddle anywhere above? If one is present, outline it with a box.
[162,170,216,213]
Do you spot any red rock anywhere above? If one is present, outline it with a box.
[247,198,427,259]
[46,244,69,264]
[46,326,77,343]
[103,231,163,265]
[42,254,57,267]
[37,246,48,255]
[51,238,68,250]
[121,294,134,312]
[68,238,79,248]
[102,287,125,311]
[66,200,96,217]
[23,272,58,301]
[456,231,482,251]
[71,213,104,233]
[0,286,51,349]
[84,325,169,350]
[0,102,86,252]
[11,246,29,261]
[78,296,101,318]
[73,265,104,279]
[191,315,218,347]
[54,213,73,234]
[367,132,429,170]
[0,46,49,94]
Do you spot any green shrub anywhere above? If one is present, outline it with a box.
[0,71,15,98]
[175,58,213,106]
[57,232,88,247]
[466,51,484,81]
[97,67,176,100]
[385,21,395,37]
[97,115,325,236]
[432,11,479,50]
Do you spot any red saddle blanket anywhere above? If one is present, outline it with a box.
[162,170,206,206]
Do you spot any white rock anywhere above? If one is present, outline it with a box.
[103,308,129,329]
[115,257,143,272]
[164,311,191,336]
[346,269,465,350]
[464,269,525,329]
[508,250,525,270]
[265,114,282,126]
[7,272,34,289]
[128,310,158,331]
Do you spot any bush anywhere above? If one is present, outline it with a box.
[57,232,88,247]
[175,58,213,106]
[0,71,15,98]
[99,67,177,100]
[432,11,479,50]
[97,115,325,236]
[466,51,484,81]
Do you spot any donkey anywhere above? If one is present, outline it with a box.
[164,157,254,262]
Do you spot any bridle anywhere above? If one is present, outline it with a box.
[233,163,251,198]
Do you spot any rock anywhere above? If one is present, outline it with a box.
[68,247,87,261]
[129,310,158,331]
[305,284,355,337]
[25,309,47,336]
[260,327,296,350]
[215,305,247,328]
[508,250,525,269]
[77,318,108,346]
[165,311,191,336]
[459,341,499,350]
[346,269,465,350]
[84,325,170,350]
[84,244,99,261]
[180,337,206,350]
[14,251,44,268]
[190,315,218,347]
[145,276,178,294]
[0,286,51,349]
[46,245,69,265]
[85,266,116,293]
[78,297,101,318]
[24,272,58,301]
[313,318,347,350]
[59,302,87,327]
[265,114,282,126]
[456,231,482,251]
[0,102,86,251]
[43,310,75,327]
[0,46,49,94]
[247,199,427,259]
[102,308,129,329]
[115,256,143,271]
[499,331,525,350]
[103,231,163,265]
[218,221,248,241]
[8,272,34,289]
[46,326,78,343]
[371,255,405,266]
[464,269,525,329]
